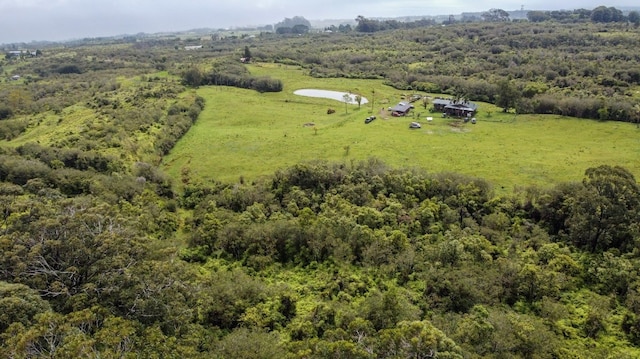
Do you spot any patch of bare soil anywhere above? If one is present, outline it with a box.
[448,120,470,132]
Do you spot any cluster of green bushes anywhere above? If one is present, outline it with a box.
[155,94,205,156]
[0,106,12,120]
[0,153,145,199]
[15,143,122,173]
[175,160,639,357]
[354,16,439,33]
[182,60,283,92]
[2,156,639,357]
[0,118,28,140]
[204,71,283,92]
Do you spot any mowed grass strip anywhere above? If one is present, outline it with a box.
[162,64,640,192]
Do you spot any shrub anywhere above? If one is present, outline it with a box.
[56,64,82,74]
[0,106,12,120]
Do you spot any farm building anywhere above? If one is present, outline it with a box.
[7,50,38,58]
[391,102,412,117]
[432,98,478,117]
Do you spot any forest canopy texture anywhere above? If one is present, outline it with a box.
[1,7,640,358]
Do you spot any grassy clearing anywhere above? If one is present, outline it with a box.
[162,64,640,192]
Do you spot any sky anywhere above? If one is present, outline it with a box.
[0,0,637,44]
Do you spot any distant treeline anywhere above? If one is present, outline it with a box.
[353,6,639,33]
[182,59,283,93]
[355,16,438,33]
[527,6,639,24]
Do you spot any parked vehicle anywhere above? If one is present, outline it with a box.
[409,122,421,129]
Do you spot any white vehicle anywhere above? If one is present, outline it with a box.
[409,122,421,129]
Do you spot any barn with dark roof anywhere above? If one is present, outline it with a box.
[433,99,478,117]
[391,102,412,117]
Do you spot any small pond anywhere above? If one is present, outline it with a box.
[294,89,369,104]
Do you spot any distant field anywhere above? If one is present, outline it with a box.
[162,64,640,192]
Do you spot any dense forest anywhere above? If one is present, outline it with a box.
[1,8,640,358]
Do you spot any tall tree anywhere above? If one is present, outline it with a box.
[370,89,376,113]
[629,11,640,27]
[274,16,311,31]
[495,79,520,113]
[355,94,362,108]
[291,24,309,34]
[355,15,380,32]
[591,6,623,23]
[182,67,203,87]
[482,9,510,22]
[342,93,352,113]
[568,165,640,252]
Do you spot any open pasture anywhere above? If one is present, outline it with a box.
[162,64,640,192]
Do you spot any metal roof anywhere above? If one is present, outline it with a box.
[392,103,412,112]
[433,99,478,111]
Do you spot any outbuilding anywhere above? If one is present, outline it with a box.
[433,98,478,118]
[391,102,412,117]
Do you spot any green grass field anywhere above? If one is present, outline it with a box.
[162,64,640,192]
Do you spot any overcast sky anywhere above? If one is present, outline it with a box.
[0,1,637,44]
